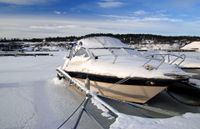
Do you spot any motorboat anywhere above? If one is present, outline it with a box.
[58,36,190,104]
[181,41,200,52]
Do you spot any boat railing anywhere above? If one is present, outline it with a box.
[144,53,186,70]
[143,54,165,70]
[89,47,126,64]
[164,54,186,66]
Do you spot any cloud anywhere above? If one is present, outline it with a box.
[53,11,61,15]
[0,16,105,38]
[0,15,200,39]
[30,25,78,30]
[101,13,182,23]
[133,10,147,16]
[0,0,47,5]
[53,10,66,15]
[132,10,169,17]
[98,0,124,8]
[142,17,182,22]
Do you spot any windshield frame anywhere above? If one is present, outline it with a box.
[88,47,136,58]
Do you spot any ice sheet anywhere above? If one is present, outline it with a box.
[110,113,200,129]
[0,51,100,129]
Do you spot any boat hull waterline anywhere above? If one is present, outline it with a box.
[63,70,168,103]
[75,78,166,103]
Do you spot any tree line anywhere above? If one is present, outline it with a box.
[1,33,200,44]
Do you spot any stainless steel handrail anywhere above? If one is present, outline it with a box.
[166,54,186,66]
[143,53,186,70]
[143,54,165,70]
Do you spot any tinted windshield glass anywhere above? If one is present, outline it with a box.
[74,48,89,57]
[124,48,139,56]
[89,49,112,56]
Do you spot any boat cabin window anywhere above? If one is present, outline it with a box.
[124,48,140,56]
[110,49,127,56]
[89,48,141,58]
[74,48,89,57]
[89,48,130,57]
[89,49,113,57]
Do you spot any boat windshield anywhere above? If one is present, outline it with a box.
[89,48,138,57]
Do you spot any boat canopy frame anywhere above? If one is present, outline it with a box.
[144,53,186,70]
[68,46,186,71]
[69,46,138,64]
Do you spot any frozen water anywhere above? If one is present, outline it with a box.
[0,51,100,129]
[110,113,200,129]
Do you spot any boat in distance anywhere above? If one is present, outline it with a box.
[58,36,190,103]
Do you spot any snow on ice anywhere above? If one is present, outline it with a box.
[0,51,99,129]
[110,113,200,129]
[91,98,114,119]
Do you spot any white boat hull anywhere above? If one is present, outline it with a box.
[75,78,166,103]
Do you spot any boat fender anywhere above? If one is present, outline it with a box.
[145,81,155,86]
[85,78,90,90]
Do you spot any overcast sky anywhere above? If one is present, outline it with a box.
[0,0,200,38]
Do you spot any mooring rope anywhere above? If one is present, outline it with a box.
[56,98,86,129]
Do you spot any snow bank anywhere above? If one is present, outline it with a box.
[91,95,200,129]
[181,41,200,51]
[91,98,114,119]
[50,77,65,86]
[110,113,200,129]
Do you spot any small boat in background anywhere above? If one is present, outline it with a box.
[181,41,200,52]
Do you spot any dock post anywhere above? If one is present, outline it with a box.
[85,78,90,90]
